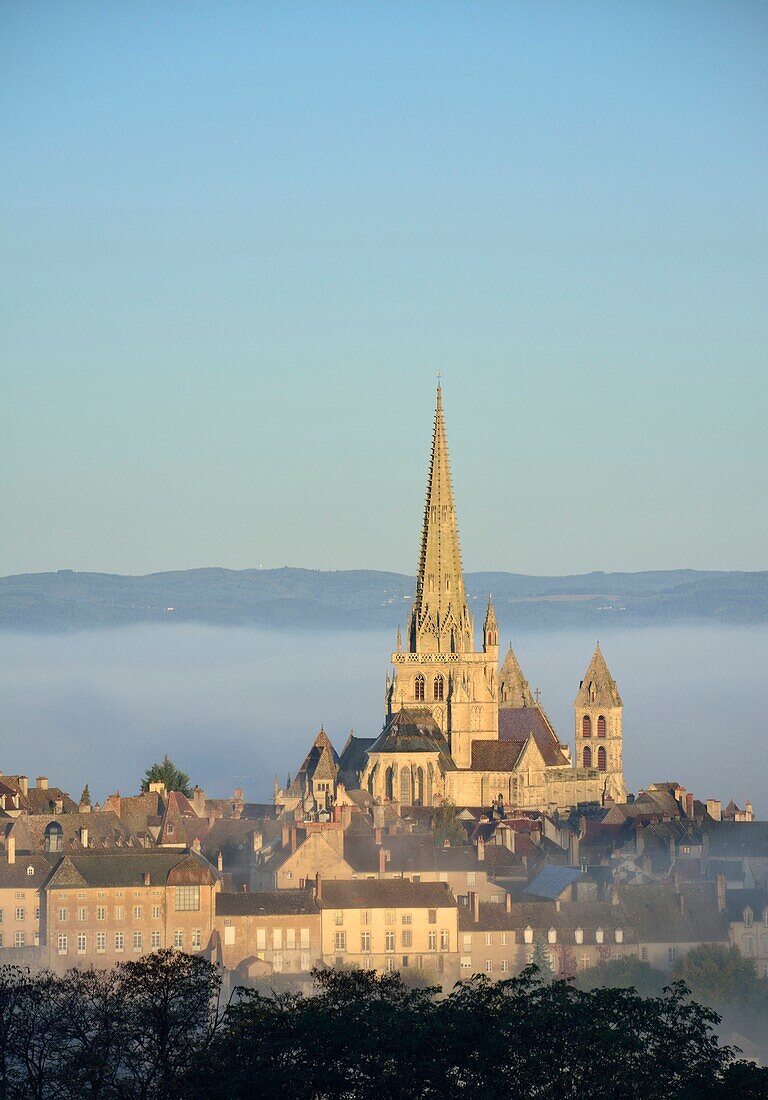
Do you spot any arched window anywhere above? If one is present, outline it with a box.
[385,767,394,802]
[583,746,592,768]
[597,746,607,772]
[415,675,425,702]
[582,715,592,738]
[433,675,444,701]
[45,822,63,853]
[597,715,607,738]
[415,767,425,806]
[400,767,412,805]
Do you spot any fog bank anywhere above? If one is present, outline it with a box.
[0,624,765,814]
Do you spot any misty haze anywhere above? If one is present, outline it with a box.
[1,622,765,813]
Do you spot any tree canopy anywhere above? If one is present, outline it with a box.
[140,755,192,798]
[1,957,767,1098]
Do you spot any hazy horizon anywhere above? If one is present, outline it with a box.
[1,622,765,816]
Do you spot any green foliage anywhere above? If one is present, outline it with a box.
[0,956,767,1098]
[431,799,467,847]
[530,939,553,978]
[674,944,759,1007]
[141,755,192,798]
[575,955,667,996]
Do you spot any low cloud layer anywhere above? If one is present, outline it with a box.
[0,624,765,813]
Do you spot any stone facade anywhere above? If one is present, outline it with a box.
[354,385,626,813]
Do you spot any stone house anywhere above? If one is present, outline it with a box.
[214,888,321,986]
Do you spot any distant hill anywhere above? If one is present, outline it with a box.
[1,567,766,631]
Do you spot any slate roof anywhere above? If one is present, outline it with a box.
[705,823,768,858]
[318,879,457,910]
[0,854,56,888]
[22,811,141,851]
[216,888,319,917]
[724,889,768,924]
[616,883,727,943]
[459,899,634,939]
[369,709,455,767]
[45,849,218,890]
[344,833,480,875]
[523,865,583,901]
[338,735,376,786]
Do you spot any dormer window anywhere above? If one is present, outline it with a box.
[26,866,34,876]
[744,908,753,927]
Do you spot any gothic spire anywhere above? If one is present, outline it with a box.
[498,644,534,708]
[409,384,472,654]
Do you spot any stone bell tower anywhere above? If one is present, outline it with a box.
[574,643,626,802]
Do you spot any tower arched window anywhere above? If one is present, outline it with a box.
[384,768,394,802]
[583,746,592,768]
[597,746,607,772]
[433,675,444,701]
[582,715,592,738]
[415,675,425,701]
[597,715,607,738]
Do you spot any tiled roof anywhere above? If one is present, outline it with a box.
[459,899,634,938]
[498,706,570,767]
[22,811,141,851]
[470,741,524,771]
[616,883,727,943]
[575,644,622,707]
[498,646,534,708]
[318,879,457,910]
[216,888,319,917]
[338,735,376,786]
[288,728,340,795]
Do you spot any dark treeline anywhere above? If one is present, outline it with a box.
[1,951,767,1099]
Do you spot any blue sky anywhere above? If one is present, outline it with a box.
[2,2,766,576]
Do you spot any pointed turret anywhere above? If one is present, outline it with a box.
[409,384,472,654]
[576,643,622,707]
[498,644,534,708]
[483,595,498,652]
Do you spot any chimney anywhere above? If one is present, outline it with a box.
[36,776,48,791]
[281,824,290,849]
[568,832,579,867]
[635,824,644,856]
[374,827,383,845]
[18,776,28,798]
[388,822,397,835]
[217,851,223,871]
[469,891,480,924]
[148,781,166,794]
[252,832,263,854]
[192,787,206,816]
[314,871,322,901]
[192,837,201,852]
[477,837,485,862]
[290,825,297,853]
[706,800,722,822]
[505,891,512,914]
[678,893,685,915]
[143,871,151,886]
[668,835,676,864]
[7,837,15,865]
[242,883,248,892]
[685,793,694,818]
[80,827,89,849]
[716,873,727,912]
[379,847,387,876]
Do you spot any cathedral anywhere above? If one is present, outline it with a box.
[282,385,627,814]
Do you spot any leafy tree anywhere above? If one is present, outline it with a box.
[117,949,222,1099]
[575,955,667,997]
[531,938,553,978]
[141,756,192,798]
[431,799,467,847]
[674,944,759,1007]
